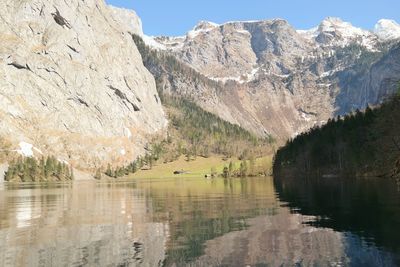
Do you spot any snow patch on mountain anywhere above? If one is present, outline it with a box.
[374,19,400,41]
[210,67,260,84]
[17,142,34,157]
[143,35,167,50]
[151,17,400,52]
[188,21,219,39]
[298,17,377,49]
[319,17,369,38]
[297,27,319,38]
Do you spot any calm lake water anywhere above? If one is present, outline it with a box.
[0,177,399,266]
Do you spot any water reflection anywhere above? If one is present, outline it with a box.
[0,182,168,266]
[274,176,400,266]
[0,177,397,266]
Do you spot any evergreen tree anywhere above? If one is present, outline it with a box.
[240,161,248,177]
[222,166,229,178]
[228,161,235,177]
[70,166,74,180]
[105,164,113,177]
[94,168,102,180]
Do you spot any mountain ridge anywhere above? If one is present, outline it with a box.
[138,16,400,140]
[147,17,400,45]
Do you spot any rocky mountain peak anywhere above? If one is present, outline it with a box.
[193,21,220,31]
[319,17,370,37]
[374,19,400,41]
[187,20,219,38]
[298,17,375,47]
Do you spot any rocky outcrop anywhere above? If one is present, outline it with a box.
[334,44,400,114]
[0,0,167,169]
[151,18,400,139]
[108,5,143,36]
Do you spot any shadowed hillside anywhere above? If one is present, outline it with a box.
[273,92,400,178]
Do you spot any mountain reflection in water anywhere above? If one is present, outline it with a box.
[0,177,397,266]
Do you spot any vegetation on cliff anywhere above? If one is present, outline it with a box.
[273,94,400,178]
[5,156,73,182]
[131,34,221,92]
[0,137,12,163]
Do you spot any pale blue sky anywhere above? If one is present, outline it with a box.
[106,0,400,36]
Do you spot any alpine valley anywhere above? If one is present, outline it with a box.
[2,1,400,266]
[1,0,400,179]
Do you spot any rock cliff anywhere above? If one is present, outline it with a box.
[0,0,167,169]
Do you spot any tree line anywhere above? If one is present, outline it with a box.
[273,93,400,178]
[5,156,73,182]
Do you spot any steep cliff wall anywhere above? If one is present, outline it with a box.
[0,0,167,169]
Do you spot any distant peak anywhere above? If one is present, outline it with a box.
[316,17,371,40]
[376,19,399,26]
[299,17,358,35]
[374,19,400,41]
[319,17,357,31]
[321,17,344,24]
[194,21,219,31]
[187,21,220,39]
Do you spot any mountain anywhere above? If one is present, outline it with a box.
[1,1,400,174]
[131,35,273,163]
[0,0,167,169]
[147,18,400,140]
[374,19,400,41]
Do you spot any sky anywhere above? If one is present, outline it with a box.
[106,0,400,36]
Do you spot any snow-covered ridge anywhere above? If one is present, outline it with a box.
[298,17,400,42]
[374,19,400,41]
[297,17,374,47]
[295,17,400,50]
[143,17,400,51]
[319,17,370,37]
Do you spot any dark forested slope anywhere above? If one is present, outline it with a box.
[273,93,400,178]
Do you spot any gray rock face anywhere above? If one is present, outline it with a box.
[152,18,400,139]
[335,44,400,114]
[0,0,167,168]
[108,5,143,36]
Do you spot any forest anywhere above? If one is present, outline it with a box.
[273,92,400,178]
[5,156,73,182]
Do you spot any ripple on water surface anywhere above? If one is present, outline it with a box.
[0,177,398,266]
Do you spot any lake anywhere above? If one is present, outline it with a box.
[0,177,398,266]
